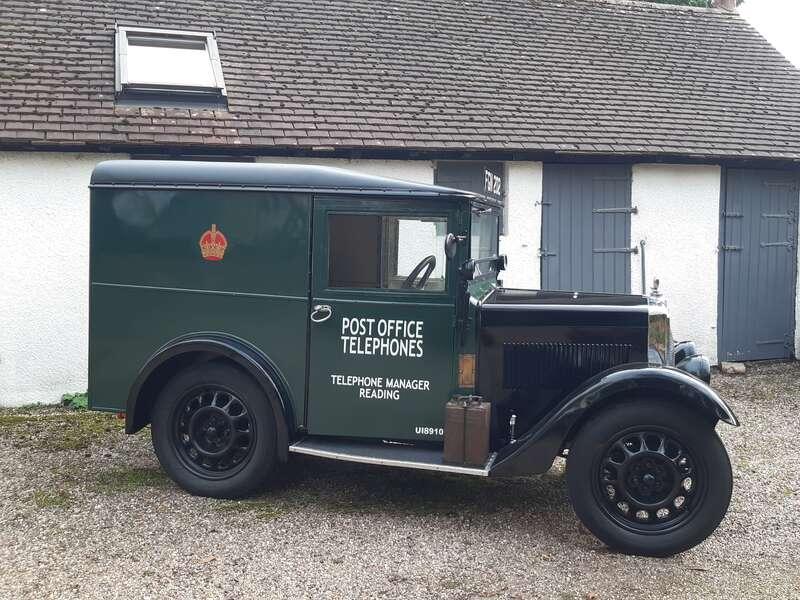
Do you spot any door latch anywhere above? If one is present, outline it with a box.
[310,304,333,323]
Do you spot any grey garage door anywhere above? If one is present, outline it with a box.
[719,169,799,361]
[541,164,633,293]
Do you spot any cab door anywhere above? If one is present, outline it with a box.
[306,196,459,441]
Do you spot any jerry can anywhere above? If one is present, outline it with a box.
[443,396,490,466]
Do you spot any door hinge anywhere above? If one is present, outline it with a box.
[592,246,639,254]
[722,211,743,218]
[592,206,638,215]
[759,334,795,350]
[764,180,798,191]
[760,241,794,249]
[721,245,742,252]
[538,248,556,258]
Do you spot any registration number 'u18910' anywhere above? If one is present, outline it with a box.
[415,426,444,436]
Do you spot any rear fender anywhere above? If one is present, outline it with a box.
[125,333,294,461]
[489,363,739,477]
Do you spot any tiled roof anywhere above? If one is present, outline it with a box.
[1,0,800,159]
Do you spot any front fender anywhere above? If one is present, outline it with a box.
[490,363,739,477]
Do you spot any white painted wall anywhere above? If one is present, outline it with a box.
[0,152,128,407]
[631,164,721,363]
[499,161,543,289]
[256,156,435,185]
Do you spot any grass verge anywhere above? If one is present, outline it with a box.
[0,407,123,452]
[32,489,70,509]
[92,467,169,494]
[215,499,285,520]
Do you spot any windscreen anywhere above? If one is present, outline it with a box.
[470,207,500,260]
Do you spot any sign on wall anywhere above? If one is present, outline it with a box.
[483,168,503,201]
[435,161,504,203]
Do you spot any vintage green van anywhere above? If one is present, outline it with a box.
[89,160,738,556]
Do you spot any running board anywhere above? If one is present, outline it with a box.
[289,437,496,476]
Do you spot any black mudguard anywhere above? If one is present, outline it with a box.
[125,332,294,461]
[489,363,739,477]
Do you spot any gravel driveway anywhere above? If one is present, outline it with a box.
[1,362,799,600]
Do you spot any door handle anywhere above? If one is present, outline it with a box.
[310,304,333,323]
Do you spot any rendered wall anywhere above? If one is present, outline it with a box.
[499,162,544,289]
[631,164,721,363]
[0,152,128,407]
[256,156,435,185]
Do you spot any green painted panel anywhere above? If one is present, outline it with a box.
[89,286,308,425]
[307,299,456,440]
[91,189,310,297]
[89,188,312,424]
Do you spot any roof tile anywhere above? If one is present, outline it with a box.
[0,0,799,159]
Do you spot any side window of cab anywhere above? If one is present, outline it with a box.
[328,213,448,292]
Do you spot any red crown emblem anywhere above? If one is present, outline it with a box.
[199,224,228,261]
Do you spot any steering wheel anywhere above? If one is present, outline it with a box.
[402,255,437,289]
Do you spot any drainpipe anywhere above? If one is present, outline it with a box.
[640,239,647,295]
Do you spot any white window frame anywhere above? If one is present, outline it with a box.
[115,25,227,97]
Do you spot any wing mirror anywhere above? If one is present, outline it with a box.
[444,233,466,259]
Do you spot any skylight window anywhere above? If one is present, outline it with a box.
[115,26,227,104]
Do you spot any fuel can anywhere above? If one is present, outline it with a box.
[443,396,491,466]
[443,398,467,464]
[464,398,491,466]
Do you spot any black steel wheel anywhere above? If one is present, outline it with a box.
[598,430,700,532]
[152,363,278,498]
[566,399,732,557]
[173,386,256,479]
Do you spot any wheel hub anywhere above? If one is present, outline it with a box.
[190,407,234,455]
[625,454,675,504]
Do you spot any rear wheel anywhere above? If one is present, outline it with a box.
[566,399,732,557]
[151,363,277,498]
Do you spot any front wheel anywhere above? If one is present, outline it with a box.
[566,399,733,557]
[151,363,278,498]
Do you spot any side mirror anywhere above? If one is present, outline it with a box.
[444,233,465,259]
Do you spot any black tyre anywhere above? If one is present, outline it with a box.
[566,399,732,557]
[151,363,277,498]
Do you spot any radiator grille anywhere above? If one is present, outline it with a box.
[503,342,632,389]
